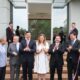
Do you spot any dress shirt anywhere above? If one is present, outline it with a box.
[0,44,7,67]
[16,42,20,52]
[26,39,30,46]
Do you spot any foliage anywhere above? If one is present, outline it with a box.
[19,28,26,36]
[53,27,67,35]
[29,20,51,40]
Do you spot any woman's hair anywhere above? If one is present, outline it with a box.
[37,34,46,45]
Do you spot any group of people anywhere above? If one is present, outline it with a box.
[0,22,80,80]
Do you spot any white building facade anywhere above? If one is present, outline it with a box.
[0,0,10,38]
[0,0,80,40]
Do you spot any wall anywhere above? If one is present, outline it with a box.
[69,0,80,39]
[0,0,10,38]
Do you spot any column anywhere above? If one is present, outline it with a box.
[10,2,13,22]
[51,3,54,43]
[26,3,29,31]
[0,0,10,38]
[68,0,80,39]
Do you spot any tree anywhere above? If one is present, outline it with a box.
[29,20,51,40]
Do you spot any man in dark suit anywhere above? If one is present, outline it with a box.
[70,22,78,36]
[6,22,14,45]
[20,31,36,80]
[66,32,80,80]
[8,35,21,80]
[59,27,65,43]
[15,26,20,37]
[49,35,65,80]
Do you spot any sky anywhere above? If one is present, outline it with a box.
[13,6,67,30]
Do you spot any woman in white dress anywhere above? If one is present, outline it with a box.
[34,34,49,80]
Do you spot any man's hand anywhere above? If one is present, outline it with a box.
[12,52,18,56]
[23,46,30,51]
[67,45,72,52]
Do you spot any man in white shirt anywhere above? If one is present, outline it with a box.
[0,38,7,80]
[49,35,65,80]
[8,35,20,80]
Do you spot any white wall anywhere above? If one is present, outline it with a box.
[0,0,10,38]
[13,8,28,31]
[69,0,80,39]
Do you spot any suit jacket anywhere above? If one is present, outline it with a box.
[19,39,36,63]
[70,28,78,36]
[6,27,14,43]
[66,40,80,64]
[48,43,65,66]
[8,43,20,65]
[15,29,20,37]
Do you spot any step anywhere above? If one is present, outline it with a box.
[5,74,68,80]
[6,66,68,74]
[5,74,80,80]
